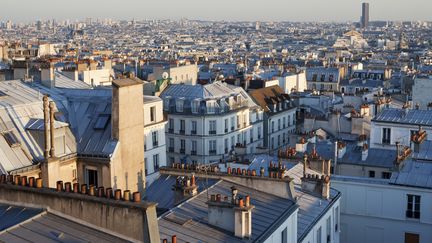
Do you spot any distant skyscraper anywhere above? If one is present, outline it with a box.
[361,2,369,28]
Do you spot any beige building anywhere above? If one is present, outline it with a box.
[0,78,146,194]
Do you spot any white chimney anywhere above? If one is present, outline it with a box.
[361,144,369,161]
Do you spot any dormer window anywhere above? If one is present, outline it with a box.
[207,100,217,114]
[329,74,334,82]
[94,114,110,130]
[176,98,184,112]
[320,74,326,82]
[191,99,200,114]
[164,96,171,111]
[312,74,317,81]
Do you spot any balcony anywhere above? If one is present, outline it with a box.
[168,147,174,152]
[209,130,216,135]
[153,142,159,147]
[225,128,228,133]
[191,130,197,135]
[168,128,174,133]
[179,130,185,135]
[180,148,185,154]
[231,126,235,131]
[191,150,197,155]
[209,150,217,155]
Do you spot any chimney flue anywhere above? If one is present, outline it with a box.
[43,95,50,159]
[49,101,56,157]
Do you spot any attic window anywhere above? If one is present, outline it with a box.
[94,114,110,130]
[2,131,20,147]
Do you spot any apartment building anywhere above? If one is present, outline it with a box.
[249,85,297,152]
[144,96,167,185]
[161,81,264,165]
[306,67,342,91]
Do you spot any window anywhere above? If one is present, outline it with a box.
[224,138,229,153]
[326,217,331,243]
[320,74,326,82]
[225,119,229,132]
[329,74,334,82]
[271,137,275,149]
[382,171,391,179]
[317,226,322,243]
[368,170,375,178]
[209,120,217,134]
[150,106,156,122]
[168,118,174,132]
[85,168,98,187]
[278,119,281,130]
[144,158,148,175]
[2,131,20,147]
[281,227,287,243]
[176,99,184,112]
[271,121,275,133]
[278,135,281,146]
[231,117,235,130]
[250,129,253,143]
[209,140,216,155]
[231,136,235,149]
[191,121,197,134]
[283,117,286,128]
[406,194,421,219]
[169,138,174,152]
[180,139,185,154]
[152,131,158,147]
[312,74,318,81]
[258,126,261,139]
[180,120,185,134]
[237,115,240,128]
[191,99,200,113]
[382,128,391,144]
[153,154,159,171]
[94,114,110,130]
[405,233,420,243]
[191,140,197,155]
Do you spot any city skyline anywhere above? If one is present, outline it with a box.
[1,0,432,22]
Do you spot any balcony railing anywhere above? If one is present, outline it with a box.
[209,150,217,155]
[153,142,159,147]
[179,130,185,135]
[168,147,174,152]
[191,150,197,155]
[191,130,197,135]
[180,149,185,154]
[168,128,174,133]
[209,130,216,135]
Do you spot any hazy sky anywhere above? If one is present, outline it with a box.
[1,0,431,22]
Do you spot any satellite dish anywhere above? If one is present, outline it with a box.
[162,72,169,79]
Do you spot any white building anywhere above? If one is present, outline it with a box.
[370,108,432,149]
[412,76,432,110]
[333,168,432,243]
[276,72,308,94]
[250,85,297,153]
[144,96,167,185]
[160,81,264,165]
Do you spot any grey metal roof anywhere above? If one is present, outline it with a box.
[0,204,43,231]
[390,160,432,189]
[373,108,432,126]
[245,156,340,241]
[158,179,297,243]
[161,82,238,100]
[146,174,219,211]
[0,205,130,242]
[0,80,117,174]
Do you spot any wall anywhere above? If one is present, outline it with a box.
[82,69,111,86]
[0,183,160,243]
[262,209,298,243]
[332,178,432,243]
[111,80,145,193]
[412,78,432,110]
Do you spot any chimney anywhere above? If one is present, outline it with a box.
[173,175,198,204]
[112,78,145,193]
[207,187,254,239]
[296,137,308,153]
[43,95,50,159]
[41,62,56,88]
[49,101,56,157]
[411,126,427,153]
[361,143,369,161]
[337,142,346,159]
[301,174,331,200]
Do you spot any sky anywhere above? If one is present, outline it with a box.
[1,0,431,22]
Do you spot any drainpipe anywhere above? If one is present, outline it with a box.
[43,95,50,159]
[49,101,56,157]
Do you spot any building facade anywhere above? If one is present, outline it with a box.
[161,82,264,165]
[144,96,167,185]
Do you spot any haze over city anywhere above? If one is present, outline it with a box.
[1,0,432,22]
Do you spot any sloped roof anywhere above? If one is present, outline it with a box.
[249,85,290,112]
